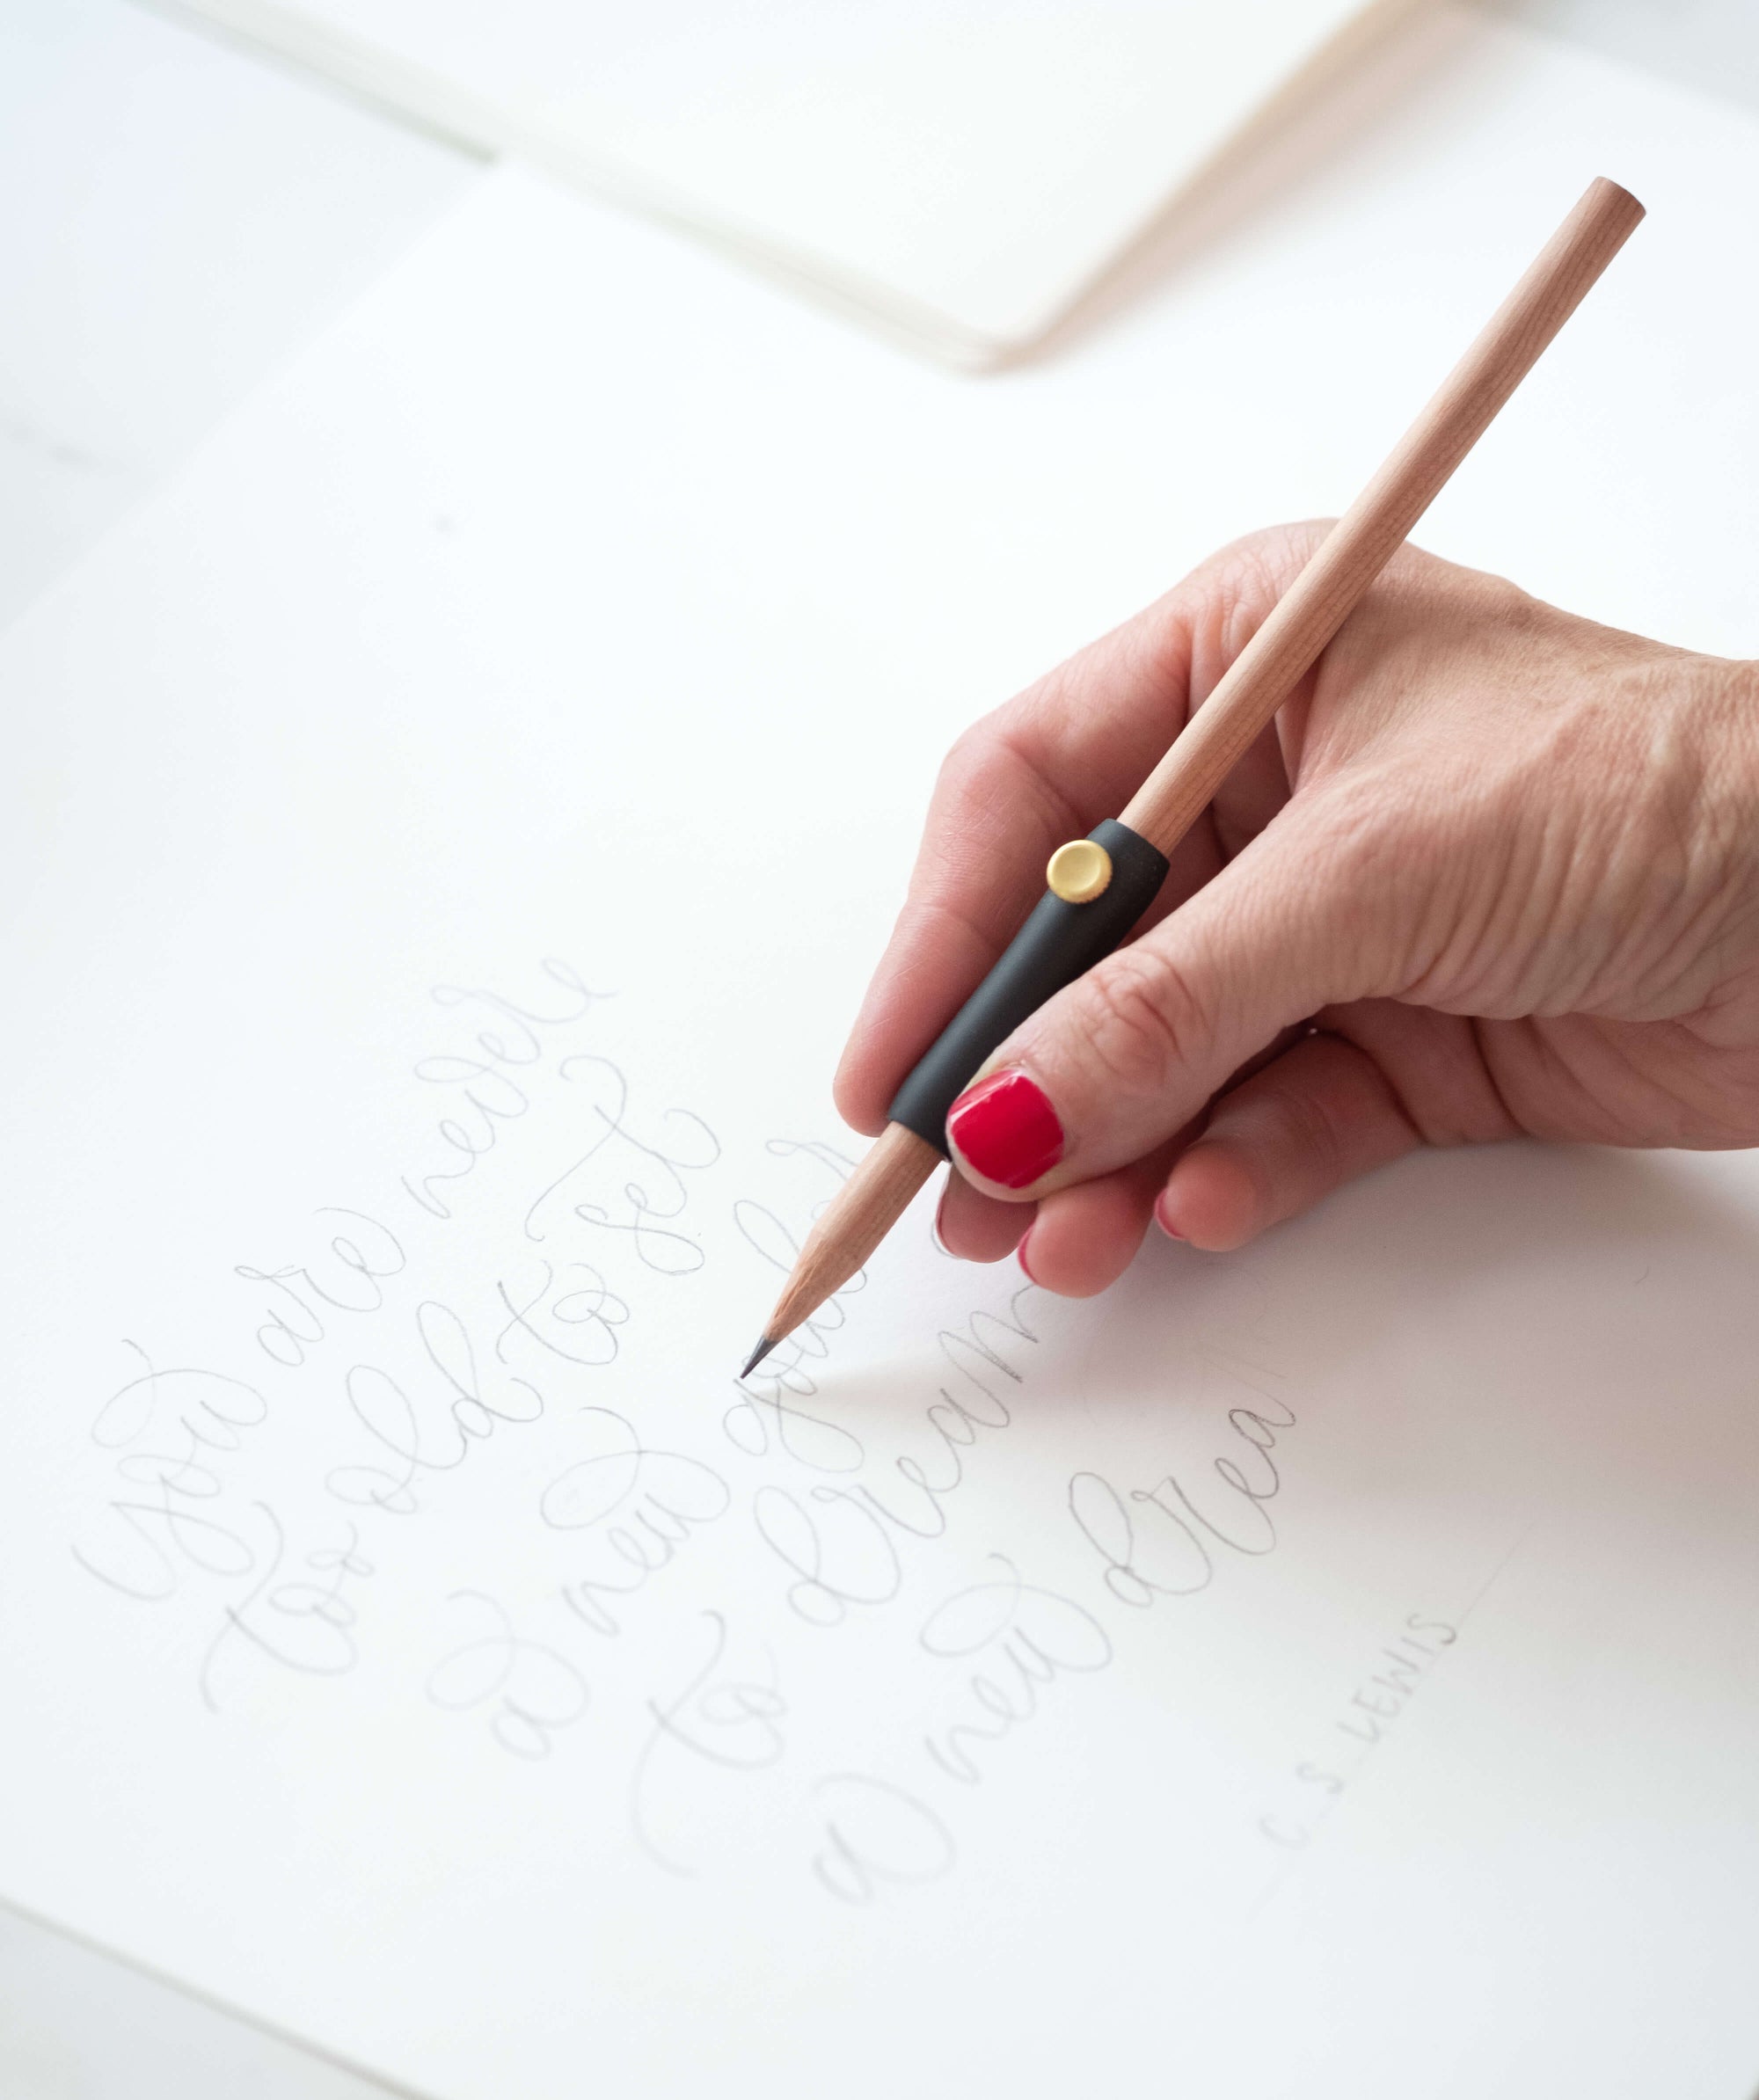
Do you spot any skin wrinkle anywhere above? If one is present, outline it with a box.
[838,529,1759,1287]
[1689,669,1759,1032]
[1068,942,1215,1105]
[934,736,1063,896]
[1035,616,1191,793]
[1117,608,1201,738]
[1471,1014,1564,1141]
[1324,1008,1517,1151]
[1211,721,1292,858]
[1544,1011,1755,1148]
[1331,1040,1426,1156]
[1277,777,1425,1005]
[876,897,994,1018]
[1391,667,1697,1017]
[1646,678,1757,1010]
[1502,793,1598,1014]
[982,726,1087,854]
[1691,890,1759,1045]
[1430,729,1581,1003]
[1565,696,1729,1018]
[1180,1036,1425,1249]
[1262,1061,1349,1191]
[1401,797,1503,1005]
[893,898,993,996]
[1628,877,1735,1022]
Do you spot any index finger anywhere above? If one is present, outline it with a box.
[832,529,1317,1134]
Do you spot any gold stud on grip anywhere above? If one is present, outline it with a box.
[1045,837,1113,904]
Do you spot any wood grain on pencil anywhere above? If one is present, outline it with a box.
[744,1122,940,1374]
[741,177,1644,1376]
[1120,176,1643,854]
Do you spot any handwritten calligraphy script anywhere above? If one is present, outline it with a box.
[69,960,1312,1905]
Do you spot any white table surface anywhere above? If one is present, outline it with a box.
[0,0,474,631]
[5,0,1759,640]
[2,1,1756,2094]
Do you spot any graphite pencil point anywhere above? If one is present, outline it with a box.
[739,1335,776,1380]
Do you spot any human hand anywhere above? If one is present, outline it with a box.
[835,525,1759,1296]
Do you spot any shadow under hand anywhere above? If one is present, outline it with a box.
[1080,1137,1759,1555]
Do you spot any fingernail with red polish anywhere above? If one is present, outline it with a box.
[1154,1192,1186,1241]
[945,1068,1064,1190]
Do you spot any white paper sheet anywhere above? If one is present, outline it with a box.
[157,0,1405,361]
[3,15,1758,2098]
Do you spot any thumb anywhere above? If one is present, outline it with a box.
[944,810,1382,1198]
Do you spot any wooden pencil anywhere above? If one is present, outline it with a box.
[741,176,1645,1380]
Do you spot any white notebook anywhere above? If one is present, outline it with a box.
[4,12,1759,2100]
[159,0,1414,361]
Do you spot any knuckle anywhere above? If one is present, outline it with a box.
[1204,521,1334,600]
[1069,944,1213,1098]
[1309,774,1401,872]
[1216,520,1332,602]
[1173,526,1337,702]
[1275,1077,1349,1185]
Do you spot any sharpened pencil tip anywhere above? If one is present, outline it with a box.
[740,1335,776,1380]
